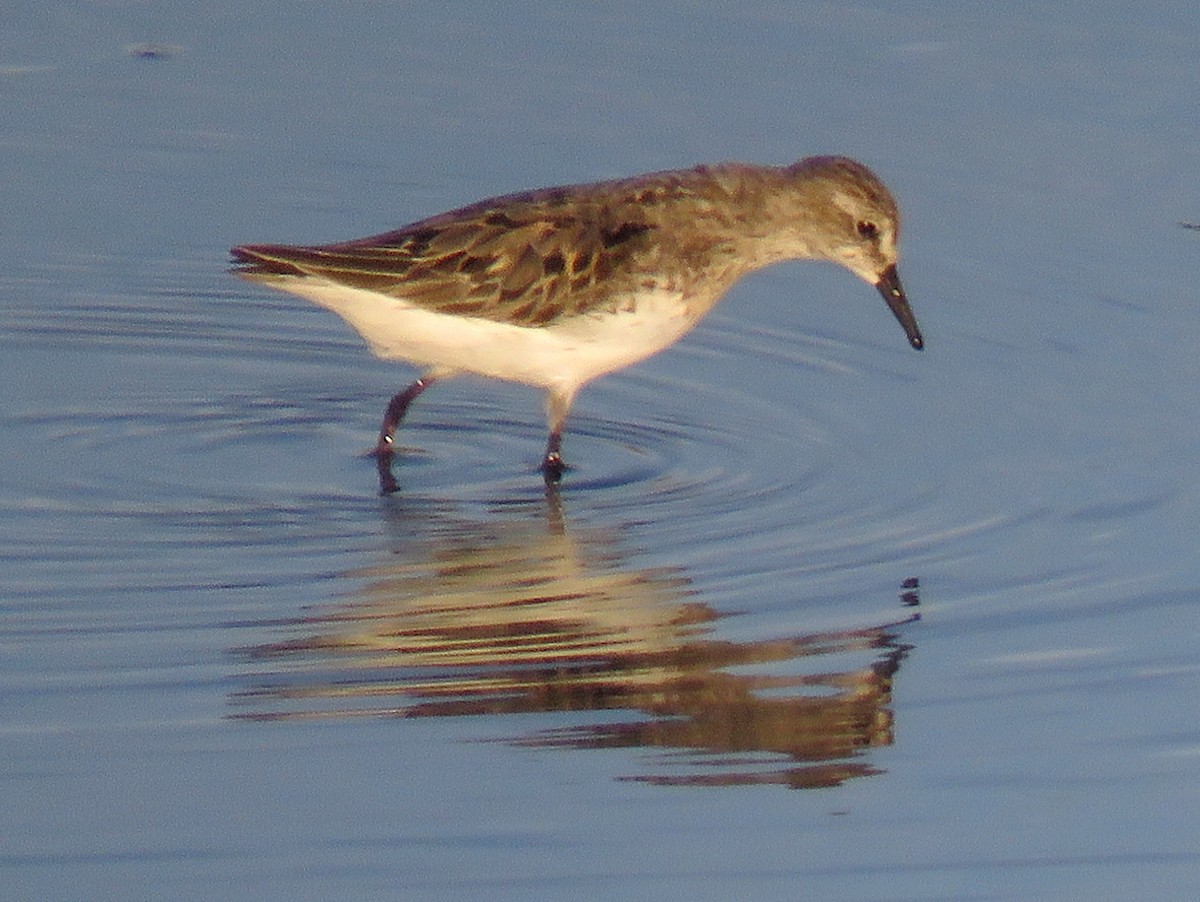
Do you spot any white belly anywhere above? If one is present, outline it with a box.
[280,277,698,393]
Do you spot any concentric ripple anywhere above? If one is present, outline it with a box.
[3,257,1144,792]
[1,260,1051,616]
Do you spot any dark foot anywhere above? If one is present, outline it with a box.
[375,446,399,495]
[540,452,566,483]
[540,428,567,482]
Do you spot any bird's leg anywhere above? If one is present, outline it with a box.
[541,429,565,482]
[539,388,575,482]
[374,372,441,496]
[374,372,438,457]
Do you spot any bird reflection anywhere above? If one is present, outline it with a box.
[229,487,917,789]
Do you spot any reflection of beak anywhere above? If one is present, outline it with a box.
[875,264,924,350]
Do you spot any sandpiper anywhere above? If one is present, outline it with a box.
[232,156,923,481]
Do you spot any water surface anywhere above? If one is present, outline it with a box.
[4,2,1200,899]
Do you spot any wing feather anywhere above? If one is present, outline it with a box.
[232,187,665,327]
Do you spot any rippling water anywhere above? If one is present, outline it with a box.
[227,484,920,789]
[5,3,1200,900]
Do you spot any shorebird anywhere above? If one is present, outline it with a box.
[232,155,923,482]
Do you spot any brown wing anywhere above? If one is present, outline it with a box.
[231,188,659,327]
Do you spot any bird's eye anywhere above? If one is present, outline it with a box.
[856,220,879,240]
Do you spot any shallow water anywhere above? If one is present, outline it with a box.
[4,2,1200,899]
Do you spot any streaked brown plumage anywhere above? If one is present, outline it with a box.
[232,156,923,485]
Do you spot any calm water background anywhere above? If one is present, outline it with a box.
[4,2,1200,899]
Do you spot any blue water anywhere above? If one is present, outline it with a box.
[4,2,1200,899]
